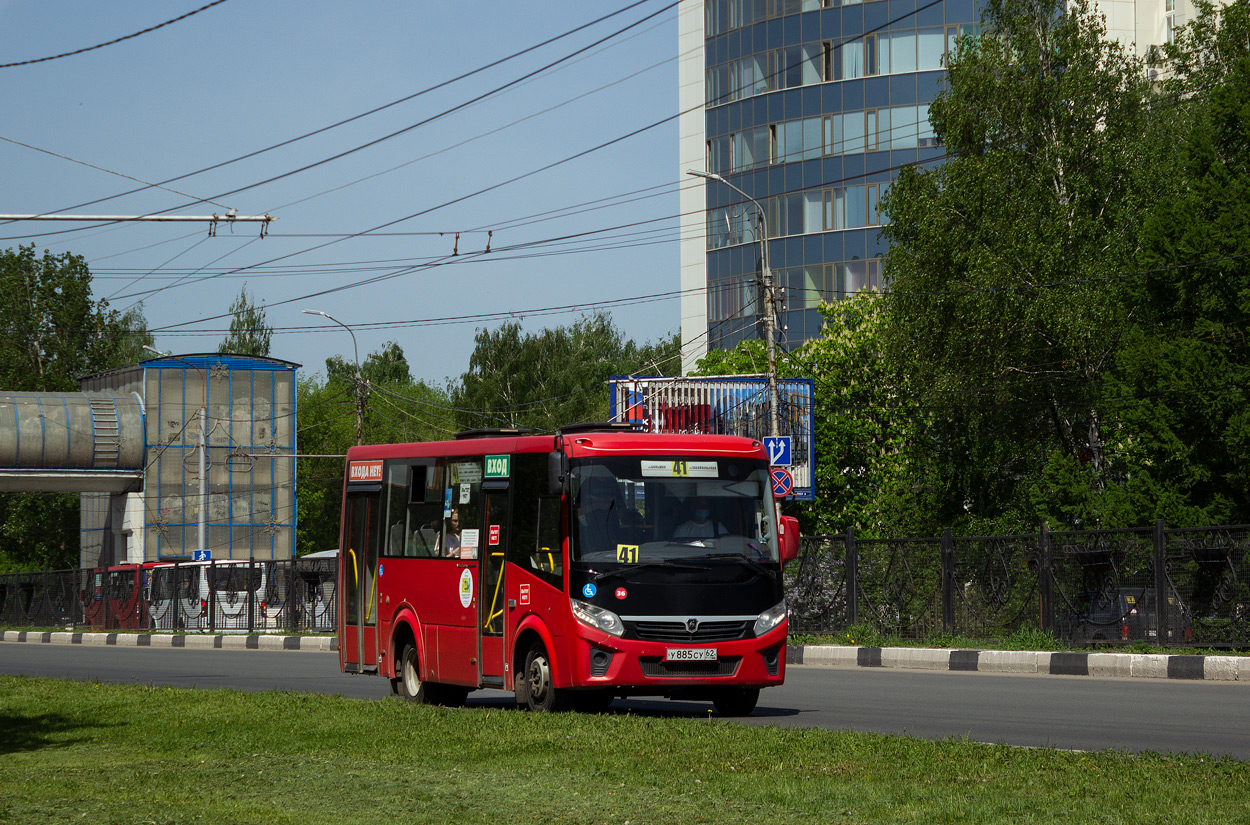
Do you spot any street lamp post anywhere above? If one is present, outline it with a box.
[302,309,365,446]
[144,346,208,559]
[686,169,781,437]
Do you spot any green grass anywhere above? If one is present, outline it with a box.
[2,677,1247,824]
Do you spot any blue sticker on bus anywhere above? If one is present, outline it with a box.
[582,583,597,598]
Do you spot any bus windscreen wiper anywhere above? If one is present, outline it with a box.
[702,552,773,578]
[593,560,710,581]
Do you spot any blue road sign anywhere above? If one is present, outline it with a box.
[192,550,212,562]
[764,436,792,467]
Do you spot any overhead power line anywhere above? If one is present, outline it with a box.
[0,0,232,69]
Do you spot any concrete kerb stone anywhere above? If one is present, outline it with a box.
[1128,653,1169,678]
[1087,652,1133,678]
[978,650,1041,674]
[1204,656,1239,681]
[881,647,953,670]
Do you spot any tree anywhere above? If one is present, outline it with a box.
[452,313,680,433]
[295,342,453,554]
[0,246,153,570]
[1106,0,1250,526]
[879,0,1158,531]
[218,285,272,356]
[695,296,926,536]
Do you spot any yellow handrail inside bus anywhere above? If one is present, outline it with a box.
[347,548,358,586]
[487,551,505,633]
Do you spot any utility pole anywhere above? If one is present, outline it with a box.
[686,169,781,437]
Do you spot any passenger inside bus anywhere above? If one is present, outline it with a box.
[440,508,462,557]
[674,496,730,540]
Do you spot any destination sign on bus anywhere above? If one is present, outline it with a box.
[640,460,718,478]
[348,460,384,483]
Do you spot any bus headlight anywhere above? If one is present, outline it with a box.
[753,601,787,637]
[570,598,625,637]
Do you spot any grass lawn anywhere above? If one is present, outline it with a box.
[1,676,1247,824]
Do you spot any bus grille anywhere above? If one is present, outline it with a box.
[627,620,751,643]
[639,657,741,678]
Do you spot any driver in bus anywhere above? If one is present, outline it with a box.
[578,476,627,552]
[674,496,729,540]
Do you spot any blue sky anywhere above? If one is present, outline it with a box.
[0,1,682,385]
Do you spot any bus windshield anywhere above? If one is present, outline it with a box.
[570,455,779,565]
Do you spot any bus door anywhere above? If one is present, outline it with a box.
[479,482,510,686]
[342,488,381,673]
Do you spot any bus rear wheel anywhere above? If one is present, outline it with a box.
[398,644,431,703]
[523,644,568,712]
[712,688,759,717]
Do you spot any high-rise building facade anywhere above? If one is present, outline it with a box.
[677,0,1216,372]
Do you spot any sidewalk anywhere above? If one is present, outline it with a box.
[4,630,1248,681]
[0,629,335,652]
[789,644,1250,682]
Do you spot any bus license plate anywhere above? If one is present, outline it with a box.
[666,647,718,662]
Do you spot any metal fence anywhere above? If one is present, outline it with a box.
[786,522,1250,647]
[0,558,337,634]
[6,521,1248,648]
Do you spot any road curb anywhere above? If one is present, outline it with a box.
[0,629,337,652]
[5,631,1245,680]
[789,645,1250,682]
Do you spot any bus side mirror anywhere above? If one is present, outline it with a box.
[778,516,799,566]
[547,451,567,496]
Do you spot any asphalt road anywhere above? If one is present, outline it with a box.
[3,642,1247,759]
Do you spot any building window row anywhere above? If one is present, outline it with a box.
[706,102,935,175]
[708,256,883,323]
[706,0,879,38]
[706,27,966,105]
[781,258,883,308]
[706,182,888,250]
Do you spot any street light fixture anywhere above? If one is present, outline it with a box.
[143,345,208,559]
[302,308,365,446]
[686,169,781,437]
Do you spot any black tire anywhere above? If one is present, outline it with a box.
[398,644,431,703]
[712,688,759,717]
[523,644,568,712]
[570,689,615,713]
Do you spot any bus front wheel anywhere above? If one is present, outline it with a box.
[398,644,431,703]
[523,644,568,712]
[712,688,759,717]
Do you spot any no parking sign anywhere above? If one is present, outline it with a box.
[770,467,793,498]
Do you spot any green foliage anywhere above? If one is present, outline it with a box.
[217,285,272,356]
[1105,0,1250,526]
[878,0,1163,532]
[452,312,680,433]
[0,246,152,570]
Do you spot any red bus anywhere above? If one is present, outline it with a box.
[337,424,799,715]
[81,564,148,630]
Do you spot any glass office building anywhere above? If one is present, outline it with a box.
[680,0,978,370]
[678,0,1218,371]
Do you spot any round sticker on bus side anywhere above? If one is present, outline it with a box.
[582,583,597,598]
[459,569,473,608]
[615,587,627,600]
